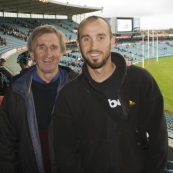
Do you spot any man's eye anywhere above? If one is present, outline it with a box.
[99,36,104,40]
[51,46,57,50]
[83,37,89,42]
[39,46,45,50]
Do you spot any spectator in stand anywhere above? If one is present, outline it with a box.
[3,37,7,46]
[0,37,3,45]
[17,51,30,73]
[0,58,14,95]
[0,58,14,80]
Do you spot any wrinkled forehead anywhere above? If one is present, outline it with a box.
[34,33,60,46]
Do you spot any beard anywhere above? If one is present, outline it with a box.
[80,45,112,69]
[82,52,110,69]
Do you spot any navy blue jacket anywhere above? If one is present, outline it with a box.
[0,65,78,173]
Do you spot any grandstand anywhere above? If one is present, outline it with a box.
[1,14,173,72]
[0,0,173,172]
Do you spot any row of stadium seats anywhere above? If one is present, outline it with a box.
[113,41,173,63]
[165,111,173,172]
[0,17,78,40]
[165,160,173,173]
[1,17,173,72]
[1,17,173,61]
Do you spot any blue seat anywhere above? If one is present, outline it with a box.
[165,169,173,173]
[167,161,173,170]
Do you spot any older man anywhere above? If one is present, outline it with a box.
[0,25,78,173]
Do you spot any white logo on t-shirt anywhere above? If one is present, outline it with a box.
[108,99,121,108]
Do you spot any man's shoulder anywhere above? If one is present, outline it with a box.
[0,66,14,78]
[12,66,34,82]
[0,66,7,72]
[63,76,80,88]
[60,76,80,94]
[127,65,157,89]
[127,65,152,78]
[59,65,79,80]
[0,66,5,69]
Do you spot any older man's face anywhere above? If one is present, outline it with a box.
[30,33,63,81]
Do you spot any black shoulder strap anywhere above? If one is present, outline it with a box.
[78,74,125,125]
[78,74,149,150]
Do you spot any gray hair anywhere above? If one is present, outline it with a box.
[27,25,66,54]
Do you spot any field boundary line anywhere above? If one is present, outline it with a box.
[163,94,173,101]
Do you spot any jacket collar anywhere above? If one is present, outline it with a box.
[11,65,77,97]
[12,66,34,96]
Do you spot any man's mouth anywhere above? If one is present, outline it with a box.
[89,53,100,57]
[43,59,52,63]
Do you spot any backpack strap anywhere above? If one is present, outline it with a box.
[78,74,149,150]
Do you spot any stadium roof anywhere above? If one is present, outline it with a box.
[0,0,103,16]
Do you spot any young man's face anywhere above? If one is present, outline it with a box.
[30,33,63,80]
[77,18,115,69]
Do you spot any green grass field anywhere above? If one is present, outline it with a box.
[135,56,173,112]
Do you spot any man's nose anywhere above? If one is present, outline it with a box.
[45,48,53,57]
[90,39,98,49]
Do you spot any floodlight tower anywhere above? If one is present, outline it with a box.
[152,30,154,57]
[148,30,150,65]
[156,33,158,62]
[142,34,144,68]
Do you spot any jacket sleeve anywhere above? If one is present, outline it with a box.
[0,88,20,173]
[52,89,84,173]
[139,69,168,173]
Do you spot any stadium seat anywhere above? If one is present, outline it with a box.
[167,161,173,170]
[165,169,173,173]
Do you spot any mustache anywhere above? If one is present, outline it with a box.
[87,50,102,53]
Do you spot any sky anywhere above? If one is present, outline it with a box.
[56,0,173,30]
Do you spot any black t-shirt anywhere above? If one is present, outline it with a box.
[93,68,121,114]
[93,69,121,173]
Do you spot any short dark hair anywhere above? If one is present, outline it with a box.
[0,58,6,63]
[19,58,28,66]
[77,16,113,40]
[0,58,6,66]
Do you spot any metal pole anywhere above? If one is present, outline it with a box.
[157,33,158,62]
[142,34,144,68]
[152,30,154,56]
[148,30,150,65]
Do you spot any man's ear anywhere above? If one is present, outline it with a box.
[111,36,115,49]
[29,51,34,61]
[76,39,81,52]
[60,54,63,61]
